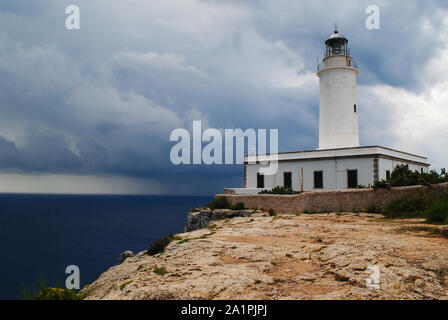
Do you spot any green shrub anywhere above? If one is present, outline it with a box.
[389,164,418,187]
[373,179,391,190]
[229,202,245,210]
[365,203,382,214]
[383,190,448,223]
[207,197,230,210]
[268,209,276,216]
[33,287,80,300]
[383,190,435,218]
[146,234,176,256]
[119,280,133,291]
[23,277,81,300]
[153,267,168,276]
[425,199,448,223]
[207,224,218,230]
[384,164,448,188]
[259,186,300,195]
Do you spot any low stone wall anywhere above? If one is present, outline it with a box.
[216,183,448,214]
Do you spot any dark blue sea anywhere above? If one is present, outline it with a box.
[0,194,212,300]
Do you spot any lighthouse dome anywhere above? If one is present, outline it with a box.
[325,30,348,46]
[324,27,349,56]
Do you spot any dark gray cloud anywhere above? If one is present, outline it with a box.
[0,0,446,194]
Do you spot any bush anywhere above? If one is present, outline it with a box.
[259,186,300,195]
[383,190,448,223]
[33,287,80,300]
[146,234,176,256]
[373,179,391,190]
[383,190,436,219]
[268,209,276,216]
[23,276,81,300]
[153,267,168,276]
[389,164,418,187]
[229,202,245,210]
[425,198,448,223]
[365,203,382,214]
[385,164,448,188]
[207,197,230,210]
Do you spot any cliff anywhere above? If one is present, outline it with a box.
[81,212,448,300]
[185,208,254,232]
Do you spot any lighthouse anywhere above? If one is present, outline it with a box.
[230,26,430,194]
[317,27,359,150]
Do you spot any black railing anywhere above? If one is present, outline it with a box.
[317,57,358,72]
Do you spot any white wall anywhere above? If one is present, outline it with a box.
[318,55,359,149]
[246,156,430,191]
[246,157,373,191]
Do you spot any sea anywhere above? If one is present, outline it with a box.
[0,194,212,300]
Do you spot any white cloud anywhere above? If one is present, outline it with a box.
[0,0,447,193]
[111,51,207,79]
[360,13,448,170]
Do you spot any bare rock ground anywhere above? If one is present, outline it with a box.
[82,213,448,300]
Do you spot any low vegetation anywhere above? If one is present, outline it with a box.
[259,186,300,195]
[374,164,448,189]
[425,198,448,223]
[23,277,81,300]
[24,285,80,300]
[207,197,245,210]
[146,234,180,256]
[397,225,448,238]
[119,280,133,291]
[229,202,245,210]
[153,267,168,276]
[207,197,229,209]
[383,189,448,224]
[365,203,382,214]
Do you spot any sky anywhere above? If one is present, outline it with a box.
[0,0,447,195]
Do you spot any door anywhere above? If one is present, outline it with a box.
[314,171,323,189]
[257,173,264,188]
[283,172,292,189]
[347,170,358,189]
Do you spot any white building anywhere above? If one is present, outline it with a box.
[228,27,429,194]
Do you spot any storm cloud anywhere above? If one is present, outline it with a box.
[0,0,447,194]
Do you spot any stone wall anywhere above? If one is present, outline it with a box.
[216,183,448,214]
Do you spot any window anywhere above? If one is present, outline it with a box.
[421,168,424,174]
[314,171,323,189]
[257,173,264,188]
[347,170,358,189]
[386,170,391,180]
[354,104,357,113]
[283,172,292,189]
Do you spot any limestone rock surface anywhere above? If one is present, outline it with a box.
[82,213,448,300]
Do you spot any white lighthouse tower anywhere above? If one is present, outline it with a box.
[231,26,430,195]
[317,26,359,149]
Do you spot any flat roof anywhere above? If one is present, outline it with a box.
[245,145,429,166]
